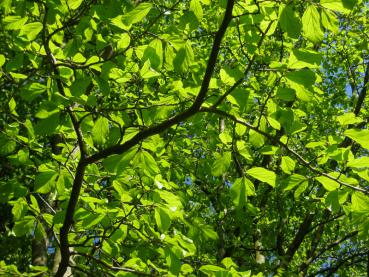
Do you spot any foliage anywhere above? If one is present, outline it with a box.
[1,0,369,276]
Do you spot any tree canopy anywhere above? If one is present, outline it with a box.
[1,0,369,276]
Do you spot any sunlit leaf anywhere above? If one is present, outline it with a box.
[246,167,276,187]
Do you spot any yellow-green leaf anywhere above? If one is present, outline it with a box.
[315,176,339,191]
[246,167,276,187]
[302,5,324,43]
[344,129,369,150]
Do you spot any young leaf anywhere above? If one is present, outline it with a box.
[20,22,43,41]
[155,208,171,232]
[302,5,324,43]
[246,167,277,187]
[281,156,296,174]
[212,152,232,177]
[347,157,369,168]
[123,3,153,25]
[190,0,203,21]
[315,176,340,191]
[34,170,58,194]
[231,177,255,208]
[351,191,369,212]
[279,4,301,39]
[133,150,160,176]
[320,0,353,13]
[321,9,339,33]
[92,117,109,145]
[344,129,369,150]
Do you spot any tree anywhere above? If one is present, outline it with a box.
[1,0,369,276]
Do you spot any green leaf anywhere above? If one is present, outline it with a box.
[8,98,17,115]
[286,69,316,101]
[34,113,60,136]
[284,174,307,191]
[344,129,369,150]
[279,4,302,39]
[231,177,255,208]
[117,33,131,50]
[30,195,40,214]
[173,41,194,73]
[12,199,28,220]
[325,190,340,213]
[321,9,339,33]
[66,0,83,10]
[286,69,316,87]
[219,132,232,144]
[351,191,369,212]
[281,156,296,174]
[320,0,353,13]
[10,72,27,79]
[82,214,104,228]
[4,16,28,30]
[347,157,369,168]
[92,117,109,145]
[123,3,153,25]
[70,77,91,97]
[190,0,203,21]
[103,147,137,173]
[288,49,322,69]
[13,216,35,236]
[276,87,296,101]
[140,60,160,79]
[199,265,227,274]
[220,66,243,86]
[246,167,276,187]
[315,176,340,191]
[337,113,363,126]
[6,53,23,71]
[0,54,6,67]
[302,5,324,43]
[20,83,46,102]
[294,181,308,198]
[133,150,160,176]
[34,170,58,194]
[221,257,238,269]
[145,39,163,69]
[155,208,171,232]
[212,152,232,177]
[20,22,43,41]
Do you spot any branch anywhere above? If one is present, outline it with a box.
[212,20,273,108]
[55,162,87,277]
[84,0,235,165]
[354,61,369,116]
[340,61,369,148]
[300,230,358,273]
[200,107,369,195]
[71,252,151,276]
[55,1,235,275]
[308,250,369,277]
[285,213,314,263]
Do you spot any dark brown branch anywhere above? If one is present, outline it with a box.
[84,0,235,165]
[285,213,314,263]
[354,61,369,116]
[55,1,235,275]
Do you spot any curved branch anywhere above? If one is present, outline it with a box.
[200,107,369,195]
[84,0,235,164]
[55,1,235,275]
